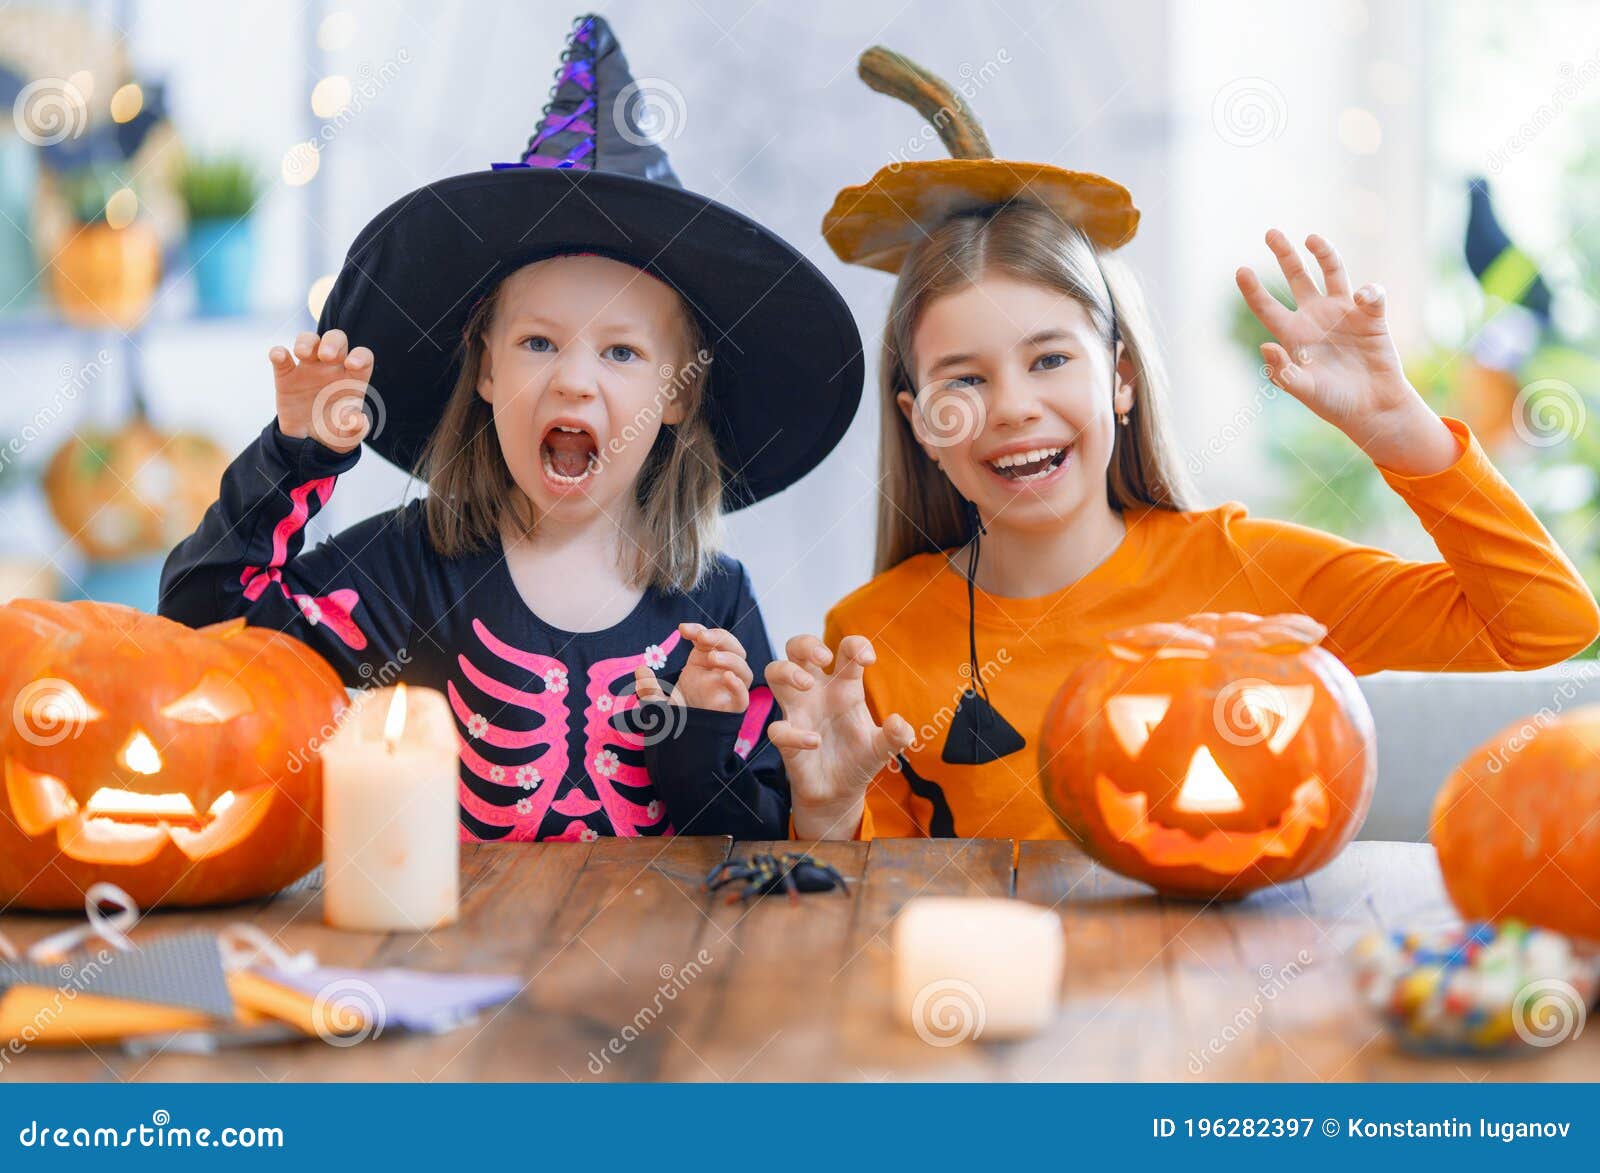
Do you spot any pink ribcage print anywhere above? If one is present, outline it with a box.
[581,629,683,837]
[449,617,571,842]
[449,621,773,842]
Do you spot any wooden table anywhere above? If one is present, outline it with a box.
[2,839,1595,1081]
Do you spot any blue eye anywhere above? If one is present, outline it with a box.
[605,345,638,363]
[945,374,983,390]
[1034,353,1070,371]
[522,336,554,353]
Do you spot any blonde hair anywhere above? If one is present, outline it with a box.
[419,270,724,593]
[875,201,1194,573]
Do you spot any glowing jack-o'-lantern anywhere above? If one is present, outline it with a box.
[0,600,347,910]
[1040,612,1376,899]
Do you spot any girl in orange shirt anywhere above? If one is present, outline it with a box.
[759,47,1600,841]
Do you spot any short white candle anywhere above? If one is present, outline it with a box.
[320,684,460,932]
[892,897,1063,1042]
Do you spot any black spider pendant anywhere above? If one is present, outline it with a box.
[704,853,848,903]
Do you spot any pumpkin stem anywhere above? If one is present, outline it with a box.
[857,46,993,160]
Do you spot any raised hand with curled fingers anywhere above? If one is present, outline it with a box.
[1235,229,1458,477]
[633,622,753,715]
[764,633,913,841]
[270,329,375,455]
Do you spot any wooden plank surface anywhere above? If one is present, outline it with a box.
[835,837,1015,1081]
[2,840,1595,1082]
[465,834,729,1081]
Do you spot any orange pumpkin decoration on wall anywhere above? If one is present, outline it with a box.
[49,220,162,330]
[44,419,230,562]
[1431,706,1600,943]
[0,600,347,911]
[1040,612,1376,899]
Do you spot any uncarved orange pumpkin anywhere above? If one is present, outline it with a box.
[1431,705,1600,943]
[49,220,162,330]
[1040,612,1377,899]
[0,600,347,910]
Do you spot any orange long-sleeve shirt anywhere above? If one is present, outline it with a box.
[824,418,1600,840]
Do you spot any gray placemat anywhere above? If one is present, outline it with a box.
[277,865,324,897]
[0,930,234,1018]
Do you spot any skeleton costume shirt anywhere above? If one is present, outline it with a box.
[159,422,788,843]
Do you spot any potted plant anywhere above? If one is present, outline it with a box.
[47,164,162,329]
[176,154,263,316]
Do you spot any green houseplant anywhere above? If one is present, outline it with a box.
[176,154,263,316]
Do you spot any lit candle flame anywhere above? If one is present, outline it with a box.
[382,684,408,751]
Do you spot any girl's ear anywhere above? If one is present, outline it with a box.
[476,341,495,405]
[1112,339,1136,417]
[660,366,687,426]
[895,388,942,466]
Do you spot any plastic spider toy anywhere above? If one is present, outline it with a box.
[704,853,848,904]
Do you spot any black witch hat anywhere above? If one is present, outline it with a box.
[316,14,864,507]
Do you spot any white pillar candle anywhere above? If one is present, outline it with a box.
[892,897,1064,1042]
[320,684,460,932]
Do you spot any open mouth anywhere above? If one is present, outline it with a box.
[6,758,274,865]
[1093,772,1330,875]
[540,423,600,487]
[985,444,1070,482]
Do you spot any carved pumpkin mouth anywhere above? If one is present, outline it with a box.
[1094,771,1330,876]
[5,758,275,865]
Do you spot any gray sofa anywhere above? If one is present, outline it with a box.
[1356,663,1600,841]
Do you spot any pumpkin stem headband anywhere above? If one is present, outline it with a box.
[859,44,1124,376]
[857,46,993,159]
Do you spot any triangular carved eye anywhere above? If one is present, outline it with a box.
[1263,685,1314,752]
[1223,683,1315,753]
[160,672,255,724]
[1106,694,1171,757]
[15,678,102,738]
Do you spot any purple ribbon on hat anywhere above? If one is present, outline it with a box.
[493,16,599,172]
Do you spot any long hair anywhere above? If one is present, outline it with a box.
[875,200,1194,574]
[417,273,723,593]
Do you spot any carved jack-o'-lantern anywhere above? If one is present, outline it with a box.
[1432,705,1600,942]
[1040,612,1376,899]
[0,600,347,910]
[44,419,230,562]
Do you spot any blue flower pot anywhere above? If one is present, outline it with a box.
[188,216,256,317]
[0,138,39,312]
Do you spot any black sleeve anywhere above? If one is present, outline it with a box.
[643,563,790,839]
[158,421,420,688]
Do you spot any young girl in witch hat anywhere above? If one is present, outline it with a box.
[160,15,863,843]
[756,46,1600,841]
